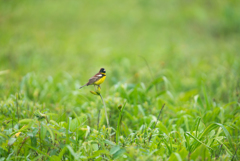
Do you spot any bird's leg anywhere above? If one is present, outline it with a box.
[94,85,97,91]
[98,85,101,89]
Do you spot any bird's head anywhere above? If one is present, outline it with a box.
[99,68,106,74]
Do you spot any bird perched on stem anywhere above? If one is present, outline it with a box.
[79,68,106,90]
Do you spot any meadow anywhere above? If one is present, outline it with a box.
[0,0,240,160]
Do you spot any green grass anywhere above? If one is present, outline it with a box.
[0,0,240,160]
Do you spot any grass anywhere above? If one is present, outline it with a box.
[0,0,240,160]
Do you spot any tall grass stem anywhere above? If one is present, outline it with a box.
[99,94,110,130]
[149,103,165,142]
[116,103,126,145]
[16,93,19,122]
[97,109,100,130]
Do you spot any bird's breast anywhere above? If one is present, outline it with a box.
[94,75,106,85]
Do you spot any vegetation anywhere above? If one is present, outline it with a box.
[0,0,240,160]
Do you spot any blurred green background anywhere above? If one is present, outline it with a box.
[0,1,240,160]
[0,0,240,100]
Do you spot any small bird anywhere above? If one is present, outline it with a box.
[79,68,106,90]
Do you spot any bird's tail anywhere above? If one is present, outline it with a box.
[79,84,87,89]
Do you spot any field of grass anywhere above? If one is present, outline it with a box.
[0,0,240,160]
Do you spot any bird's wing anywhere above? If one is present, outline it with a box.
[87,74,102,85]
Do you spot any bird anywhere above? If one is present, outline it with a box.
[79,68,106,90]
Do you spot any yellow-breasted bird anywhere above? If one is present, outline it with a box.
[79,68,106,89]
